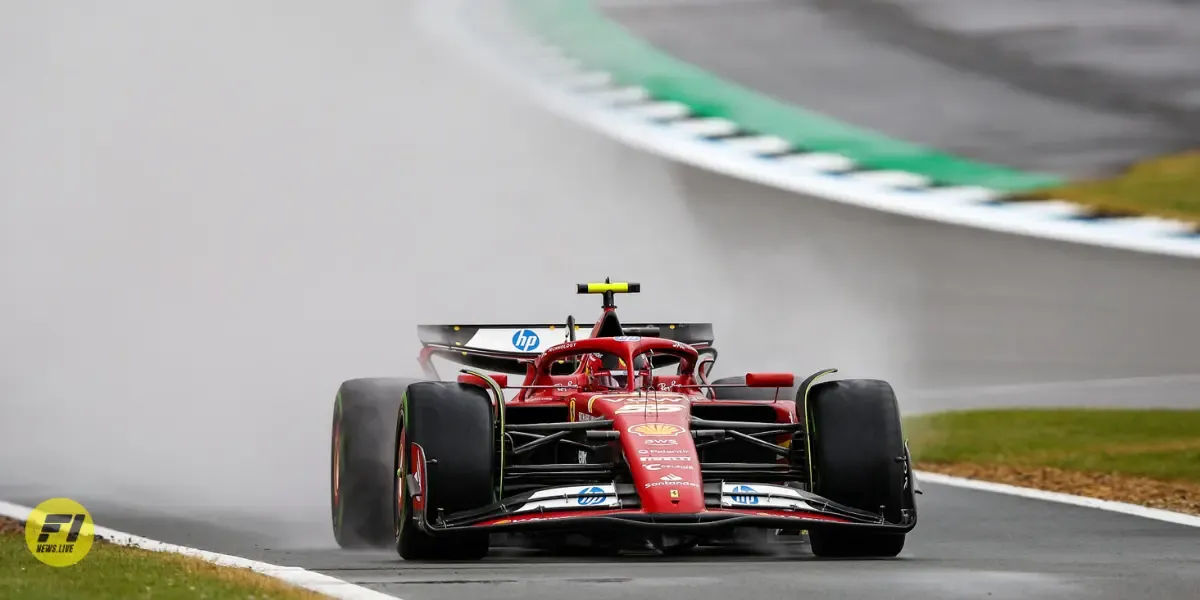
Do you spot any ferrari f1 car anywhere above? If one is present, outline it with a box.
[330,281,918,560]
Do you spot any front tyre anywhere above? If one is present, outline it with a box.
[805,379,908,558]
[395,381,495,560]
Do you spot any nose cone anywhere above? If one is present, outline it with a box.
[585,392,705,513]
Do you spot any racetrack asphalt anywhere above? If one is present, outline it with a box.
[11,481,1200,600]
[596,0,1200,178]
[1,1,1198,598]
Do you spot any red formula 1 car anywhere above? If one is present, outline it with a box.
[330,281,919,560]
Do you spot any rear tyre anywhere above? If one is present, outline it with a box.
[331,378,419,548]
[395,381,495,561]
[805,379,908,558]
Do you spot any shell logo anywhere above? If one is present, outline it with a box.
[628,423,684,437]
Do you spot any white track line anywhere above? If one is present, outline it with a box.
[915,472,1200,528]
[0,501,400,600]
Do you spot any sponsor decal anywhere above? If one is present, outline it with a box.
[489,514,576,525]
[601,394,683,403]
[645,438,678,446]
[730,485,759,505]
[644,481,700,489]
[670,490,680,499]
[613,336,641,341]
[578,450,588,465]
[577,412,602,422]
[623,399,684,407]
[720,484,813,511]
[644,463,694,472]
[638,448,689,455]
[659,473,684,481]
[639,456,692,462]
[615,404,684,414]
[512,329,540,352]
[628,423,684,437]
[576,486,607,506]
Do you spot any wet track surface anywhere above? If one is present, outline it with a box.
[15,482,1200,600]
[596,0,1200,177]
[2,1,1198,598]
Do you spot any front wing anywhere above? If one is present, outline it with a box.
[408,480,917,536]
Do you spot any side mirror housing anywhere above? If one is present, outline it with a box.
[457,373,509,389]
[745,372,794,388]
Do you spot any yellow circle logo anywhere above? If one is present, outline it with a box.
[24,498,95,567]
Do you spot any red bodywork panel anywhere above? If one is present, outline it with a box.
[471,307,800,516]
[406,289,917,539]
[511,386,795,515]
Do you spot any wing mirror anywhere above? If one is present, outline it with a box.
[457,373,509,389]
[745,372,794,388]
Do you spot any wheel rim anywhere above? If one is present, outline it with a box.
[331,410,350,539]
[395,429,407,538]
[332,421,341,507]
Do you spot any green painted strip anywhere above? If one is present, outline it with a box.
[509,0,1064,193]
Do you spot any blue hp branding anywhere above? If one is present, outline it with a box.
[576,486,606,506]
[511,329,540,352]
[730,485,759,505]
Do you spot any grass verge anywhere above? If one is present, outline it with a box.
[904,408,1200,516]
[0,516,326,600]
[1015,151,1200,225]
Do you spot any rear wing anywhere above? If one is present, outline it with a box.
[417,323,715,378]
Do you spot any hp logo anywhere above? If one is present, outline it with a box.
[577,486,606,506]
[511,329,540,352]
[730,485,759,505]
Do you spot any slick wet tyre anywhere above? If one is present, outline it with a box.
[331,378,419,549]
[395,381,495,561]
[805,379,908,558]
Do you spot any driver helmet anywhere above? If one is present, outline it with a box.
[597,353,650,388]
